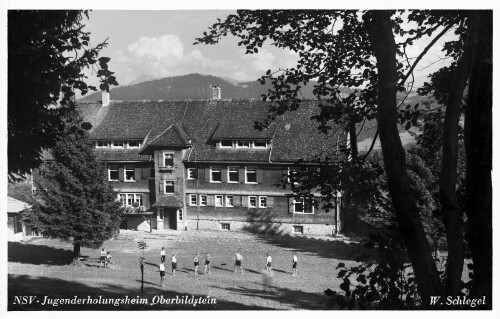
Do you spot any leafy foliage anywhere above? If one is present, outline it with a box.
[23,113,123,253]
[8,10,118,182]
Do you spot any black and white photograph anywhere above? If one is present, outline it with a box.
[2,0,497,314]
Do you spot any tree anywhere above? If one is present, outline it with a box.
[24,113,123,264]
[196,10,491,307]
[8,10,118,182]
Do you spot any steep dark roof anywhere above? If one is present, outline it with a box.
[141,123,191,153]
[95,150,151,162]
[81,99,345,163]
[152,195,183,208]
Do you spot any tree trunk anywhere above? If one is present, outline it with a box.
[439,14,478,296]
[364,11,442,305]
[72,242,81,265]
[348,119,359,158]
[464,10,492,308]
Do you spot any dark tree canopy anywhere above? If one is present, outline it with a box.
[24,113,123,262]
[8,10,118,182]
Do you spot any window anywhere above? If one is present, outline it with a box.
[236,140,250,148]
[248,196,257,208]
[128,140,141,148]
[215,195,223,207]
[119,193,143,207]
[108,165,119,181]
[228,167,239,183]
[253,140,267,148]
[163,153,174,167]
[158,208,164,220]
[226,195,234,207]
[245,167,257,183]
[293,198,314,214]
[124,165,135,182]
[210,167,222,182]
[150,168,155,178]
[220,140,233,148]
[221,223,230,230]
[178,209,183,221]
[164,181,174,194]
[189,194,197,206]
[112,141,124,149]
[187,168,196,180]
[96,141,109,148]
[199,195,207,206]
[259,196,267,208]
[293,225,304,234]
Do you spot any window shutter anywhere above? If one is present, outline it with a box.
[134,168,142,181]
[267,197,274,208]
[233,196,241,207]
[118,167,124,181]
[256,169,263,183]
[207,195,215,206]
[241,196,248,207]
[205,168,211,182]
[198,168,205,181]
[173,152,179,168]
[159,181,164,194]
[142,168,150,179]
[186,194,191,206]
[283,169,289,181]
[239,168,245,183]
[192,168,198,180]
[157,152,161,167]
[221,168,228,182]
[288,197,294,214]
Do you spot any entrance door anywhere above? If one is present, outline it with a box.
[163,208,177,230]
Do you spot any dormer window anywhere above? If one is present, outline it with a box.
[218,139,268,149]
[96,141,109,149]
[236,140,250,148]
[128,140,141,148]
[112,141,124,149]
[220,140,233,148]
[253,140,267,148]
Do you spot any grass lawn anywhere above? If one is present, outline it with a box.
[8,230,372,310]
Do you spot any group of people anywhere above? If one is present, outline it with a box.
[158,247,298,286]
[99,248,113,268]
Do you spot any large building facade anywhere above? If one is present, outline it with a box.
[80,91,346,236]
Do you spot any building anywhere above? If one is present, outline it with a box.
[78,89,346,236]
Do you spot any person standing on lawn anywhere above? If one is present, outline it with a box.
[234,250,244,274]
[159,262,166,287]
[266,253,272,273]
[292,254,298,276]
[171,253,177,275]
[204,252,211,275]
[99,247,107,268]
[193,252,200,276]
[160,247,166,262]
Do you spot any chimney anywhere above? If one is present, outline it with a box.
[211,85,221,100]
[102,90,110,106]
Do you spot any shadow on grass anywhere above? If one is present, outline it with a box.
[211,284,326,310]
[242,210,375,262]
[212,266,233,273]
[8,242,73,266]
[271,268,289,274]
[8,274,272,310]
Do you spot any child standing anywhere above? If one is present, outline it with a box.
[159,262,166,287]
[100,248,107,268]
[193,252,200,276]
[204,252,211,275]
[171,253,177,276]
[160,247,166,262]
[234,251,244,274]
[266,253,272,273]
[292,254,298,276]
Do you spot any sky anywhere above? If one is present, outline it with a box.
[81,10,456,88]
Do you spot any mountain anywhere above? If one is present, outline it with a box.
[127,74,156,86]
[80,73,318,101]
